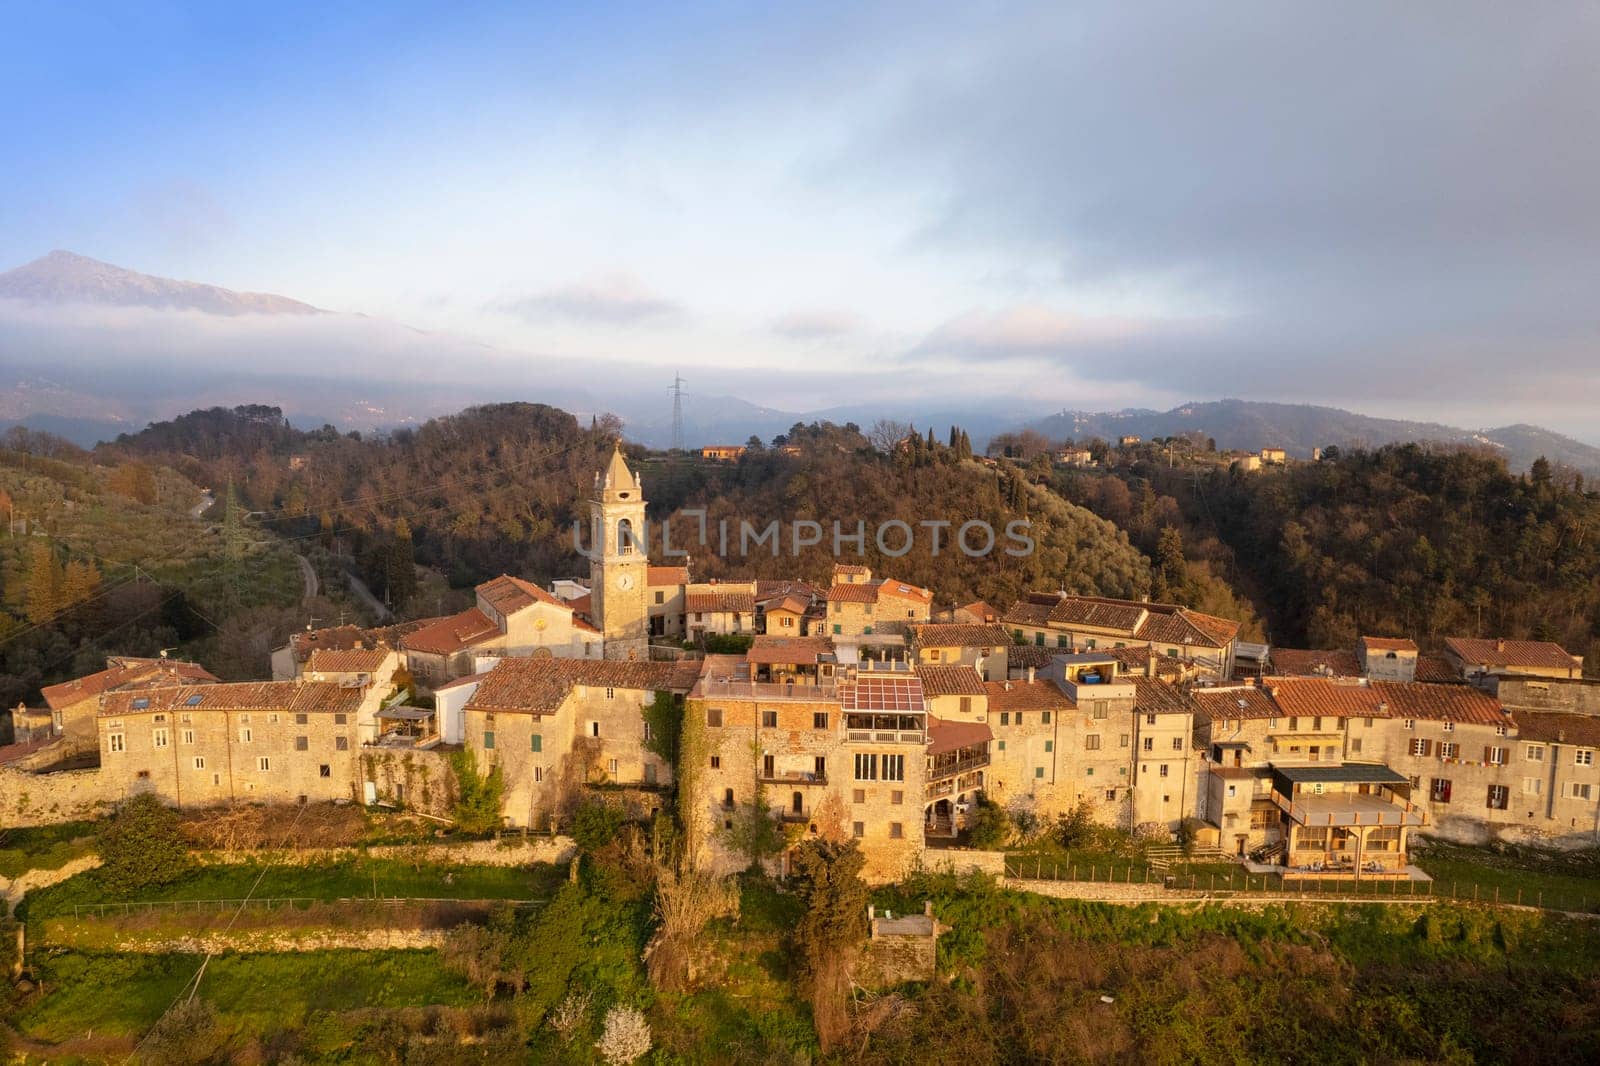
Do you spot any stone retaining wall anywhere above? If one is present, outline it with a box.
[920,848,1007,877]
[193,836,576,868]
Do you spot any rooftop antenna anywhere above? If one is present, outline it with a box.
[669,372,687,452]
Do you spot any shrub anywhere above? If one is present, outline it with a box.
[449,750,504,834]
[1054,798,1097,850]
[571,800,626,854]
[966,795,1010,849]
[96,794,192,895]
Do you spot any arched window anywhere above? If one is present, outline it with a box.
[617,518,636,555]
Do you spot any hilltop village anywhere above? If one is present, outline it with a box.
[5,446,1599,883]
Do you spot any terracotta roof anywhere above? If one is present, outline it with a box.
[101,681,364,717]
[839,675,927,712]
[910,623,1012,648]
[1269,648,1363,678]
[954,600,999,623]
[1260,677,1386,720]
[1007,645,1059,669]
[1515,712,1600,748]
[826,583,878,604]
[1000,600,1055,627]
[1048,597,1146,630]
[42,660,218,711]
[764,593,811,616]
[875,579,933,605]
[927,716,994,755]
[1103,645,1192,678]
[1008,592,1240,649]
[477,574,567,616]
[983,679,1073,712]
[465,657,698,715]
[305,647,393,675]
[1360,636,1419,653]
[1377,681,1507,726]
[401,608,501,655]
[286,622,423,663]
[746,636,833,665]
[1134,606,1240,649]
[1131,676,1200,717]
[649,566,690,587]
[832,564,871,576]
[1414,655,1462,684]
[1262,677,1507,726]
[915,665,988,697]
[685,590,756,614]
[1192,686,1279,723]
[568,593,593,618]
[1443,638,1582,673]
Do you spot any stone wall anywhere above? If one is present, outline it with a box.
[0,765,121,827]
[191,836,576,868]
[361,747,457,818]
[1493,676,1600,716]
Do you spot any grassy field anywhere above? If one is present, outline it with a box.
[1413,837,1600,912]
[0,821,97,879]
[14,949,477,1046]
[20,857,565,920]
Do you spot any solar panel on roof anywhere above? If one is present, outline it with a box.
[131,697,150,709]
[186,694,205,706]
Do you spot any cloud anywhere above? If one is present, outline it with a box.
[827,1,1600,409]
[497,273,682,325]
[769,307,864,340]
[914,305,1161,360]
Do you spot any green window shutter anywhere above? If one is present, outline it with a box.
[532,734,542,753]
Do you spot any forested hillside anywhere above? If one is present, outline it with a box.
[649,425,1153,606]
[1069,443,1600,664]
[105,405,1161,618]
[0,430,305,710]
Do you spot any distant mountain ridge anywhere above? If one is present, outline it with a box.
[0,250,321,315]
[1025,399,1600,478]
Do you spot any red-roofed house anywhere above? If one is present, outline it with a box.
[1001,592,1240,677]
[39,657,220,745]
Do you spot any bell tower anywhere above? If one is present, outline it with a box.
[590,442,649,661]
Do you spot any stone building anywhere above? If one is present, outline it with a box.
[97,681,373,808]
[823,569,933,639]
[907,623,1012,680]
[41,657,218,746]
[461,656,701,828]
[682,660,928,883]
[1001,592,1240,677]
[1443,637,1584,682]
[1193,674,1600,854]
[589,444,651,661]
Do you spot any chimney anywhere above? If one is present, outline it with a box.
[1003,680,1012,691]
[1146,655,1157,679]
[924,900,934,917]
[1026,666,1036,683]
[1496,638,1506,653]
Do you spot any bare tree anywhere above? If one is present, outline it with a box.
[868,419,912,453]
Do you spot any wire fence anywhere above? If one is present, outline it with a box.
[1001,856,1599,914]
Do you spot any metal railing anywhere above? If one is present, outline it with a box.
[928,753,990,782]
[696,679,839,702]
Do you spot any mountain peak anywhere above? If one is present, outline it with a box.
[0,250,322,316]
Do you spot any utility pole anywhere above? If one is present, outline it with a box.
[669,373,686,452]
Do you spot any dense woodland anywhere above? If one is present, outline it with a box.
[1063,442,1600,666]
[104,405,1160,615]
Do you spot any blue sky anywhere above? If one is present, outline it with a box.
[4,2,1600,430]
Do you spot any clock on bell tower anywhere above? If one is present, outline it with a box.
[590,442,650,661]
